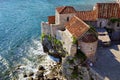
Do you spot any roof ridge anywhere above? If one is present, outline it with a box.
[74,16,90,29]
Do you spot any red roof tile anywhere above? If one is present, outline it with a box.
[75,11,97,21]
[81,34,98,43]
[48,16,55,24]
[95,3,120,18]
[56,6,76,14]
[65,16,90,39]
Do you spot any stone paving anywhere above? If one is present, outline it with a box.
[91,45,120,80]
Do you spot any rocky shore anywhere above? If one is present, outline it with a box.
[13,35,93,80]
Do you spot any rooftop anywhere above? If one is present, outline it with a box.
[56,6,76,14]
[55,3,120,21]
[95,3,120,18]
[65,16,90,39]
[76,11,97,21]
[81,34,98,43]
[48,16,55,24]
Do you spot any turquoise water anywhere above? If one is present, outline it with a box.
[0,0,115,79]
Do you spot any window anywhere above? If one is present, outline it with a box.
[117,23,120,27]
[100,22,102,27]
[67,17,69,22]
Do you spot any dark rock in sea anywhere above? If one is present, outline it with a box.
[42,37,53,51]
[38,65,45,71]
[23,73,27,77]
[28,71,34,77]
[42,37,66,58]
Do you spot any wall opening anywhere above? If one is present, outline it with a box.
[67,17,69,22]
[117,23,120,27]
[100,22,102,27]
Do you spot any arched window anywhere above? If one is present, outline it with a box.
[67,17,69,22]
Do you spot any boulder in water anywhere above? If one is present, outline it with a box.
[28,71,34,77]
[38,65,45,71]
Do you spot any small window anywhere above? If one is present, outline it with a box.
[91,48,93,50]
[117,23,120,27]
[67,17,69,21]
[100,22,102,27]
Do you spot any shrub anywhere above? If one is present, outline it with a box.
[110,18,120,23]
[76,49,87,62]
[72,36,77,44]
[41,33,46,40]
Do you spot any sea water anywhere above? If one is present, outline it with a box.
[0,0,115,79]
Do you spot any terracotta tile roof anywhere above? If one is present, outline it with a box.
[95,3,120,18]
[65,16,90,39]
[56,6,76,14]
[75,11,97,21]
[81,34,98,43]
[48,16,55,24]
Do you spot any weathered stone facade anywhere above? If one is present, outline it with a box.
[55,10,75,25]
[41,22,51,35]
[97,19,108,28]
[79,40,98,62]
[56,29,77,56]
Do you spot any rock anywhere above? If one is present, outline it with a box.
[38,65,45,71]
[35,71,44,78]
[28,77,33,80]
[45,72,55,80]
[49,49,55,54]
[23,73,27,78]
[34,77,44,80]
[28,71,34,77]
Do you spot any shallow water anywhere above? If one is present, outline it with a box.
[0,0,116,79]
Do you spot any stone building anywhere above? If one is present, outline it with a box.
[41,2,120,62]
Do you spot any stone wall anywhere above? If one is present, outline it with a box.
[41,22,51,35]
[56,29,77,56]
[97,19,108,28]
[106,22,120,40]
[55,11,60,24]
[78,40,98,62]
[41,21,65,37]
[55,10,75,25]
[50,24,65,37]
